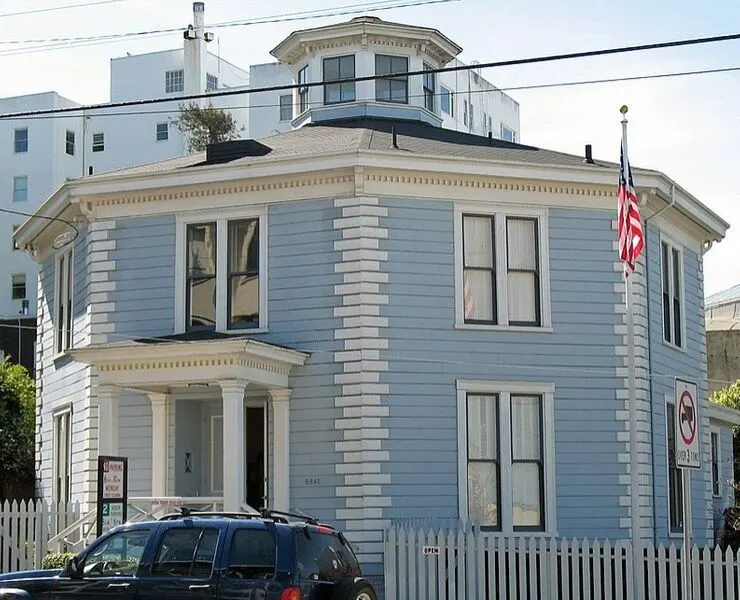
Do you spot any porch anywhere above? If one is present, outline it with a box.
[69,333,308,514]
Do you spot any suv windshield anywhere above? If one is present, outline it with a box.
[296,530,361,582]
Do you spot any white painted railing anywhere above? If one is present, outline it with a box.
[385,521,740,600]
[0,497,224,574]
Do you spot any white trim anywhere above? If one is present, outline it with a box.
[53,246,74,355]
[710,427,721,499]
[210,414,224,495]
[659,233,687,353]
[708,403,740,426]
[454,201,551,330]
[456,379,556,536]
[174,206,268,334]
[52,406,72,505]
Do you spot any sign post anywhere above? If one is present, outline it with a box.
[96,455,128,537]
[674,379,700,600]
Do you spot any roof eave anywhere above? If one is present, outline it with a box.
[708,403,740,426]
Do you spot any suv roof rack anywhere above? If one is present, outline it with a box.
[158,506,326,527]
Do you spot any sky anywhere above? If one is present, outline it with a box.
[1,0,739,296]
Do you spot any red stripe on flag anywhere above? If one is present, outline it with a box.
[617,141,644,275]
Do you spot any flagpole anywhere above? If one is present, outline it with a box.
[621,105,642,597]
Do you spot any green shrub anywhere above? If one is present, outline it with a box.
[42,552,75,570]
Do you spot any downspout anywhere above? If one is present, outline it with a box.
[642,184,676,544]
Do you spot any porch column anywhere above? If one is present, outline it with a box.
[147,392,171,498]
[219,380,247,512]
[96,384,120,456]
[269,388,291,512]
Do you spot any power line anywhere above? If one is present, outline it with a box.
[0,0,126,18]
[3,64,739,122]
[0,208,79,247]
[0,0,457,49]
[2,30,740,120]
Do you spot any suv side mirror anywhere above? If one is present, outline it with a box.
[67,556,82,579]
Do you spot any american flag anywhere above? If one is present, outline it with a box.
[617,137,644,276]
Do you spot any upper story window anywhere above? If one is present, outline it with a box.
[441,86,453,116]
[463,100,468,127]
[423,63,436,112]
[711,429,721,497]
[323,55,355,105]
[156,122,169,141]
[14,128,28,153]
[55,247,74,354]
[456,204,550,330]
[206,73,218,91]
[661,238,684,349]
[469,103,475,131]
[375,55,408,104]
[458,380,555,533]
[92,133,105,152]
[279,95,292,121]
[12,176,28,203]
[166,69,184,93]
[12,225,20,251]
[177,210,266,333]
[501,124,516,143]
[298,65,309,114]
[11,273,26,300]
[65,130,75,156]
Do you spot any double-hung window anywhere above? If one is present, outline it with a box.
[178,210,266,333]
[156,123,169,141]
[423,63,436,112]
[661,238,684,348]
[53,409,72,504]
[457,205,550,329]
[298,65,309,114]
[440,86,453,116]
[165,69,184,93]
[711,429,721,498]
[14,128,28,153]
[501,125,516,143]
[206,73,218,91]
[279,95,292,121]
[92,133,105,152]
[65,130,75,156]
[458,380,555,533]
[55,248,74,353]
[11,273,26,300]
[375,55,408,104]
[323,55,355,105]
[13,176,28,203]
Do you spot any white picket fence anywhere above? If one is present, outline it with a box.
[0,500,81,574]
[385,521,740,600]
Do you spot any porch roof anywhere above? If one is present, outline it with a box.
[69,333,309,391]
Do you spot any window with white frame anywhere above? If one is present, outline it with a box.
[457,380,555,533]
[92,133,104,152]
[298,65,309,114]
[323,55,355,105]
[11,273,26,300]
[501,125,516,143]
[423,63,436,112]
[14,128,28,153]
[375,55,408,104]
[55,248,74,354]
[279,95,292,121]
[206,73,218,91]
[156,122,169,141]
[457,207,549,329]
[666,401,683,533]
[440,86,453,116]
[65,130,75,156]
[53,409,72,503]
[661,238,684,348]
[711,429,721,497]
[12,176,27,203]
[165,69,184,93]
[178,211,266,333]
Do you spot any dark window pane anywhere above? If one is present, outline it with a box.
[229,275,259,328]
[228,220,259,329]
[188,277,216,329]
[84,529,150,577]
[152,528,219,578]
[297,531,360,582]
[667,403,683,532]
[227,528,276,579]
[323,58,339,81]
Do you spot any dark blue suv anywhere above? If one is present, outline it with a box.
[0,509,377,600]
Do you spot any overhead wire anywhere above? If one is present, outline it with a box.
[3,30,740,120]
[0,0,127,19]
[2,64,739,122]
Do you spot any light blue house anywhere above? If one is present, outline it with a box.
[14,16,738,589]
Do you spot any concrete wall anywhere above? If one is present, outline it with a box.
[707,329,740,395]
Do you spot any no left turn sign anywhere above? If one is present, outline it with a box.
[675,379,700,469]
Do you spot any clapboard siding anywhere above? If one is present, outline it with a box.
[377,198,627,539]
[251,199,344,524]
[646,224,712,544]
[117,392,153,496]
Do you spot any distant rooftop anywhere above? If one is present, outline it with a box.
[706,284,740,309]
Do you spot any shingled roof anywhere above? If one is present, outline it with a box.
[79,116,623,182]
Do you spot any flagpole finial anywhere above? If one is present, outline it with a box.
[620,105,629,115]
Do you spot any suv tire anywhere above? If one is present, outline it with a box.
[331,579,378,600]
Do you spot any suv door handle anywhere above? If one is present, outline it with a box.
[189,584,211,590]
[108,583,131,589]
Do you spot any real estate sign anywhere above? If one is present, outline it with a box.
[96,455,128,536]
[674,379,700,469]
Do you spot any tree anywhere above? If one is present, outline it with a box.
[172,102,243,153]
[710,380,740,410]
[0,359,35,500]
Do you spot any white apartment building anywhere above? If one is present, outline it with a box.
[3,4,520,322]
